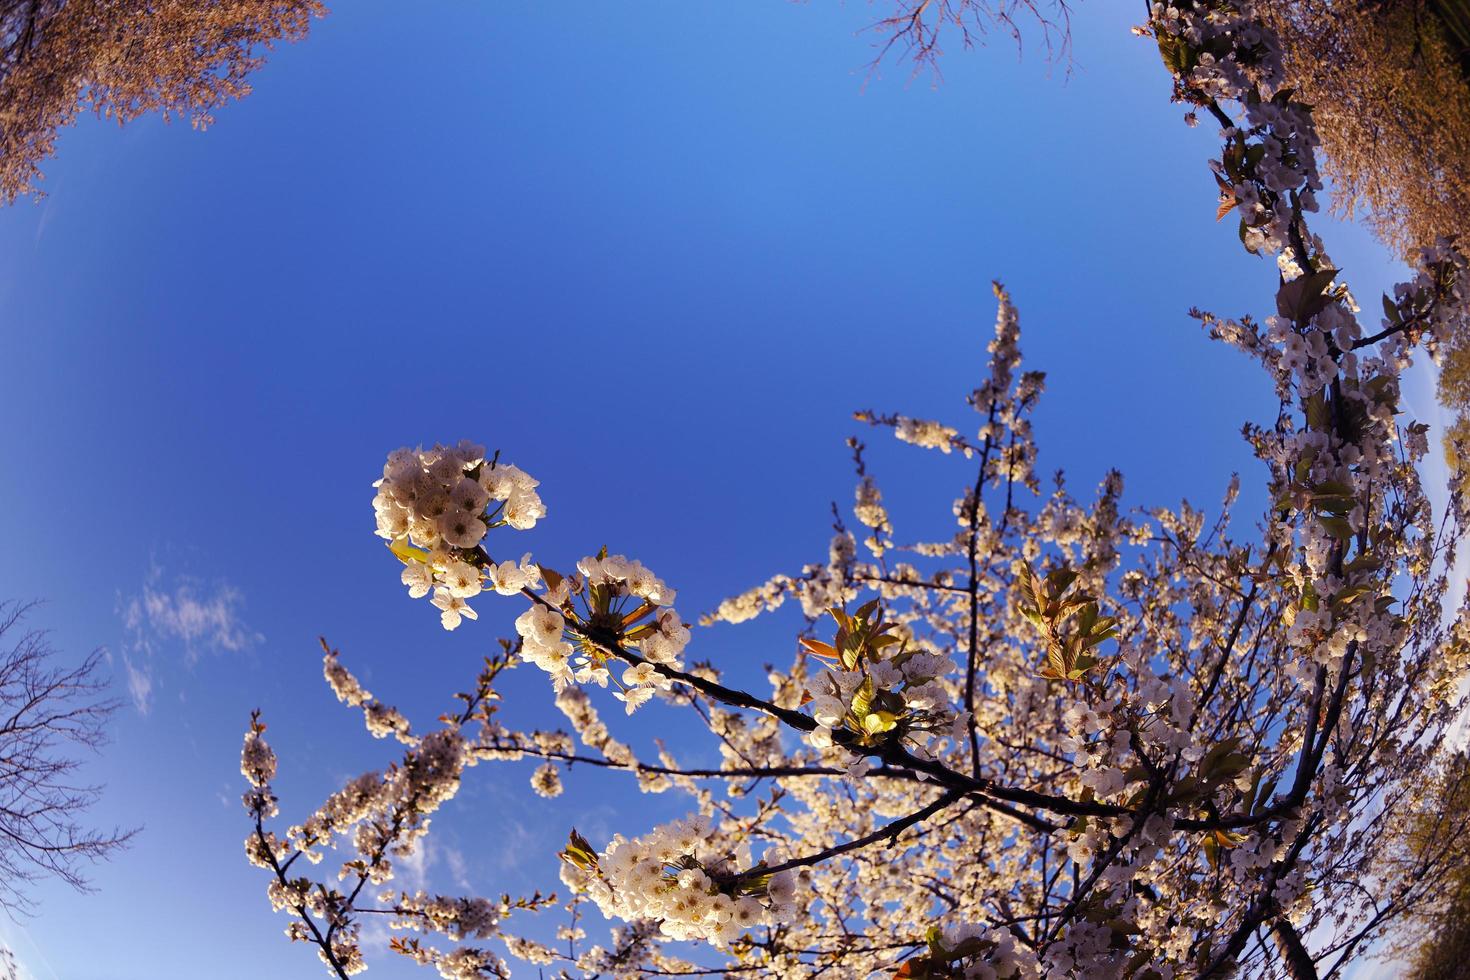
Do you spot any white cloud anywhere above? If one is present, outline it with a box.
[396,836,436,895]
[359,837,441,954]
[355,836,475,960]
[126,571,260,657]
[115,564,262,714]
[121,652,154,715]
[444,846,472,891]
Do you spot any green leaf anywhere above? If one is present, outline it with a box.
[1046,568,1079,596]
[1202,833,1221,869]
[1090,616,1120,643]
[1382,293,1400,325]
[1106,917,1143,936]
[1254,777,1279,815]
[862,711,898,735]
[1331,584,1372,608]
[1277,268,1341,321]
[799,637,839,660]
[389,537,430,565]
[559,829,600,872]
[1214,753,1251,781]
[1076,602,1097,635]
[1157,34,1193,75]
[1344,555,1381,574]
[1304,393,1331,432]
[1169,775,1203,804]
[1318,515,1354,541]
[1199,736,1242,776]
[538,564,564,593]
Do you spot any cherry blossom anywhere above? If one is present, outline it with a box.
[243,5,1470,978]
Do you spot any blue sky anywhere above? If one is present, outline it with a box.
[0,2,1429,977]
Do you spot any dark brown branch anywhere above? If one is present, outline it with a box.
[748,790,964,879]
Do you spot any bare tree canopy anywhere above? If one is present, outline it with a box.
[862,0,1074,77]
[0,600,132,914]
[1256,0,1470,260]
[0,0,324,203]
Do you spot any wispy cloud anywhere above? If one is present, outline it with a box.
[121,569,260,657]
[121,654,153,715]
[114,564,262,713]
[359,836,444,954]
[444,845,472,891]
[0,925,55,980]
[395,836,436,896]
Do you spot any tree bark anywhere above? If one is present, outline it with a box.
[1271,918,1319,980]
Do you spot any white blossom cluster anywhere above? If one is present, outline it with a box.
[803,612,964,764]
[553,686,640,769]
[854,474,893,558]
[700,572,796,625]
[513,553,688,712]
[373,441,545,629]
[395,942,507,980]
[529,761,563,798]
[560,815,798,948]
[388,892,506,954]
[700,529,858,627]
[909,922,1041,980]
[242,672,486,976]
[324,647,412,742]
[894,416,963,454]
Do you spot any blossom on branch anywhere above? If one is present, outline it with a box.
[242,4,1470,977]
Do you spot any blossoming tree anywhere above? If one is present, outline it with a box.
[241,3,1470,978]
[0,0,324,203]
